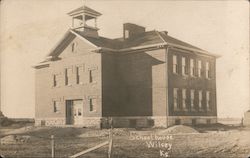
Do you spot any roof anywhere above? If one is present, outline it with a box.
[45,28,218,61]
[68,6,102,16]
[120,31,164,49]
[158,31,205,52]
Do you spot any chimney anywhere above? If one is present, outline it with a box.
[123,23,145,40]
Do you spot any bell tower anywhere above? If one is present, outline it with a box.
[68,5,102,38]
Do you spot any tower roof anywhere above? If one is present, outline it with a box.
[68,5,102,17]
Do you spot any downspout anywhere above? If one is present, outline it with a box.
[165,46,169,127]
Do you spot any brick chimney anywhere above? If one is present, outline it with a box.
[123,23,145,40]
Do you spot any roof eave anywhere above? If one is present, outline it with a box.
[167,42,220,58]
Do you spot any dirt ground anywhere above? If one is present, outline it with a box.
[0,124,249,158]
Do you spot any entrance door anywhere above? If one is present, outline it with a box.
[72,100,83,125]
[66,100,83,125]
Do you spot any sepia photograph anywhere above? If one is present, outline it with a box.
[0,0,249,157]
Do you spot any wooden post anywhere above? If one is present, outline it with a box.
[51,135,55,158]
[108,117,113,158]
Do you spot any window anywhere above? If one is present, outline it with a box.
[198,90,202,110]
[198,60,202,77]
[173,55,178,74]
[190,89,195,111]
[71,42,76,52]
[190,59,195,76]
[206,91,210,110]
[124,30,129,39]
[182,57,187,75]
[76,65,84,84]
[175,119,181,125]
[65,67,73,85]
[182,89,187,110]
[89,68,97,83]
[53,74,57,87]
[205,62,210,78]
[53,101,60,113]
[173,88,178,111]
[89,98,97,112]
[65,69,68,85]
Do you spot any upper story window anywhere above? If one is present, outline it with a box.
[71,42,76,52]
[76,65,84,84]
[198,60,202,77]
[190,59,195,76]
[173,88,179,111]
[182,57,187,75]
[173,55,178,74]
[190,89,195,111]
[65,69,69,85]
[65,67,73,86]
[205,62,210,79]
[89,68,97,83]
[53,74,58,87]
[198,90,203,110]
[206,91,210,110]
[53,101,60,113]
[182,89,187,110]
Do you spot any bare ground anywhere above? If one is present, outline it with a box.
[0,124,249,158]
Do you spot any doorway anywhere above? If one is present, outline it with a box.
[66,99,83,125]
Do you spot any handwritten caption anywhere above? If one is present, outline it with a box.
[129,131,173,157]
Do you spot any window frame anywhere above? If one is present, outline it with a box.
[190,59,195,77]
[181,57,187,75]
[190,89,195,110]
[53,100,60,113]
[198,60,202,77]
[182,89,187,110]
[198,90,203,110]
[173,55,178,74]
[205,61,210,79]
[173,88,179,111]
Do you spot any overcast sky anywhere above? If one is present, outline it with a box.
[0,0,249,118]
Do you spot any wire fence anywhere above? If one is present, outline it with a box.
[0,133,112,158]
[0,120,115,158]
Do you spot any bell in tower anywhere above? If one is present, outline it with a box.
[68,5,102,38]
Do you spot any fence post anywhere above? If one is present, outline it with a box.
[108,117,113,158]
[51,135,55,158]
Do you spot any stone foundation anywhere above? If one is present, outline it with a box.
[35,117,101,128]
[81,117,101,128]
[35,118,65,126]
[167,116,217,126]
[35,116,217,128]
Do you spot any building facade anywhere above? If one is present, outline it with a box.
[34,5,219,128]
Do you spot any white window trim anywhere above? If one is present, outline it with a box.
[198,60,202,77]
[173,55,178,74]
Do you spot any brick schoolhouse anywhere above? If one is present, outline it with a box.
[34,5,219,128]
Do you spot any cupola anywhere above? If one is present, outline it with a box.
[68,5,102,38]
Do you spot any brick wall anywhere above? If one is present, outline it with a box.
[102,49,167,117]
[35,36,102,124]
[167,47,217,117]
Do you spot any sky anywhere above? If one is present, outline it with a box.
[0,0,249,118]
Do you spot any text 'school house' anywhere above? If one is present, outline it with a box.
[34,5,219,128]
